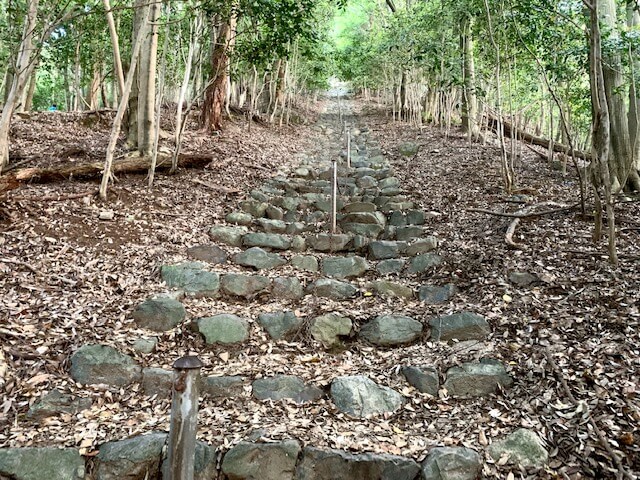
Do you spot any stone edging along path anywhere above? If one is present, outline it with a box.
[0,101,549,479]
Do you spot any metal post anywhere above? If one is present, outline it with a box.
[167,355,203,480]
[331,158,338,234]
[346,128,351,169]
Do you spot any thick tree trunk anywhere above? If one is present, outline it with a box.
[87,61,101,110]
[0,0,39,174]
[137,0,160,155]
[202,16,233,131]
[600,0,640,191]
[460,15,479,140]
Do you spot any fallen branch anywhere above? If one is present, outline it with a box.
[486,115,591,161]
[0,153,213,194]
[468,203,578,218]
[544,347,634,480]
[505,217,522,248]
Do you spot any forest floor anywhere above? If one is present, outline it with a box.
[0,97,639,479]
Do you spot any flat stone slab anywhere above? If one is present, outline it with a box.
[27,390,91,420]
[369,280,414,299]
[297,447,420,480]
[291,255,319,272]
[331,375,404,417]
[253,375,323,403]
[487,428,549,468]
[256,218,288,234]
[307,234,352,252]
[161,262,220,297]
[70,344,141,386]
[258,311,302,340]
[240,200,268,217]
[343,202,377,213]
[321,256,368,279]
[421,447,482,480]
[307,278,357,300]
[401,366,439,396]
[221,273,271,299]
[209,225,249,246]
[141,368,172,398]
[368,241,407,260]
[406,237,438,256]
[341,223,384,238]
[444,359,513,397]
[243,232,291,250]
[234,247,287,270]
[96,433,166,480]
[201,375,248,398]
[222,440,301,480]
[197,314,249,344]
[341,212,385,225]
[226,211,253,226]
[0,448,85,480]
[132,296,186,331]
[376,259,405,275]
[272,277,304,300]
[311,314,352,347]
[408,253,443,273]
[187,244,228,264]
[359,315,422,346]
[418,284,457,304]
[429,312,490,342]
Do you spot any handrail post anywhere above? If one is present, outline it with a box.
[346,127,351,169]
[166,355,203,480]
[331,158,338,234]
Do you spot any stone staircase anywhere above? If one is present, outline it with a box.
[0,103,549,480]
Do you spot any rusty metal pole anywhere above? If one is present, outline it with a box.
[331,158,338,234]
[167,355,203,480]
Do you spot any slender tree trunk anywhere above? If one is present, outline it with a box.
[460,15,479,140]
[627,3,640,172]
[23,64,38,112]
[270,58,287,123]
[173,15,196,172]
[103,0,125,96]
[87,61,101,110]
[588,0,617,265]
[0,0,39,173]
[72,38,82,111]
[148,5,169,188]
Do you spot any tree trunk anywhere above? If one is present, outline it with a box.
[0,0,39,174]
[600,0,640,191]
[137,0,160,155]
[202,14,234,131]
[627,3,640,171]
[460,15,479,140]
[589,0,617,265]
[99,2,151,199]
[87,61,101,110]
